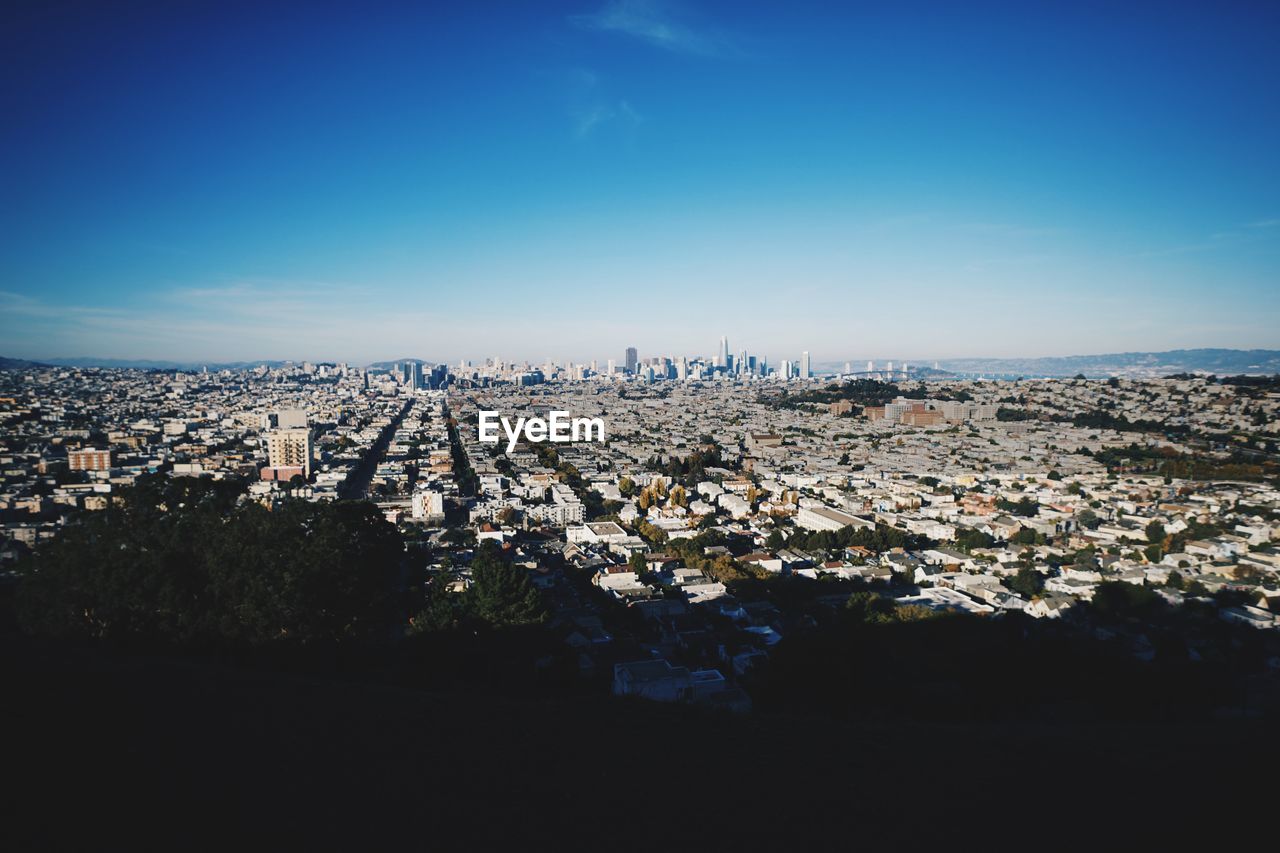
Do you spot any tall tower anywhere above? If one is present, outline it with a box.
[719,335,729,367]
[625,347,638,374]
[801,351,811,379]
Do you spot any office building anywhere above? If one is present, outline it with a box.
[801,351,811,379]
[625,347,638,374]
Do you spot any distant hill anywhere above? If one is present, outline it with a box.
[0,356,52,370]
[2,355,443,371]
[19,357,293,371]
[935,348,1280,378]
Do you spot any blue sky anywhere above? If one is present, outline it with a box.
[2,0,1278,365]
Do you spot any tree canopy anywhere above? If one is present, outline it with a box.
[18,478,404,648]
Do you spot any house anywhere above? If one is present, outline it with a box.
[740,551,784,574]
[894,587,994,615]
[796,505,875,532]
[1221,605,1277,630]
[567,520,630,544]
[719,493,752,519]
[745,434,783,453]
[1026,593,1077,619]
[613,660,692,703]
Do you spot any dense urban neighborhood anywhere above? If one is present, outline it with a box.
[4,360,1280,720]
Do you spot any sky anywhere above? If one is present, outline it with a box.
[2,0,1279,366]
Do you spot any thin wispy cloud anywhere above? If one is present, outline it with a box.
[1,283,674,364]
[575,99,642,138]
[950,222,1065,238]
[1132,219,1280,259]
[570,0,740,58]
[556,67,644,139]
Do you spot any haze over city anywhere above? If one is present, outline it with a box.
[3,0,1279,364]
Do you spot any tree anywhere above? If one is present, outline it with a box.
[17,486,404,647]
[627,551,654,584]
[618,476,636,497]
[1007,565,1044,598]
[1089,581,1161,620]
[1011,527,1039,546]
[1145,520,1165,544]
[467,543,545,628]
[637,519,668,545]
[441,527,475,546]
[844,591,897,624]
[997,496,1040,518]
[955,528,995,552]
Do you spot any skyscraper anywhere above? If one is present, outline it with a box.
[625,347,638,373]
[801,351,811,379]
[719,335,729,368]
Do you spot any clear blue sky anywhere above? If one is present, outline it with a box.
[2,0,1278,365]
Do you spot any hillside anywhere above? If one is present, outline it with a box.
[4,641,1274,849]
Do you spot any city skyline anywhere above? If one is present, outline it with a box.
[4,1,1279,362]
